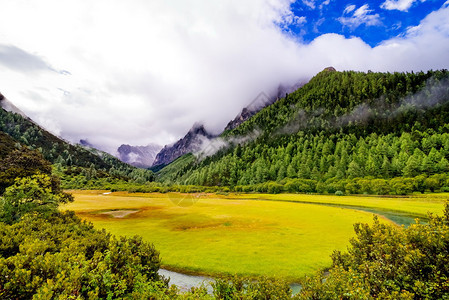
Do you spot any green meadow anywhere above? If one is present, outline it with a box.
[62,191,445,281]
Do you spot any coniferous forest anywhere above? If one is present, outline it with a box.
[160,69,449,195]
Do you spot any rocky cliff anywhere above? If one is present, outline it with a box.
[152,124,215,167]
[116,143,161,168]
[224,82,305,132]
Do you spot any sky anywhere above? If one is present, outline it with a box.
[0,0,448,154]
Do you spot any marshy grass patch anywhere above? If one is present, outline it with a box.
[62,190,442,281]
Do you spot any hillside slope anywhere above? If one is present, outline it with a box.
[0,95,153,181]
[224,81,305,132]
[158,69,449,194]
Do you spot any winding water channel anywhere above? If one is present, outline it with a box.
[157,201,424,293]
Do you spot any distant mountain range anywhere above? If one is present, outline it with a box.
[147,80,306,168]
[117,143,162,168]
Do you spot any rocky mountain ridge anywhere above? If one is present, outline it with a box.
[151,80,306,168]
[117,143,162,168]
[152,124,215,167]
[224,81,305,132]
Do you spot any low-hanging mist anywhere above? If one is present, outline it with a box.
[194,72,449,160]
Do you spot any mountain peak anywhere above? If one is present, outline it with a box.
[0,92,30,119]
[117,143,162,168]
[224,80,306,132]
[152,124,215,167]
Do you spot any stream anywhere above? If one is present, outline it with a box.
[158,202,424,294]
[158,269,214,293]
[158,269,302,294]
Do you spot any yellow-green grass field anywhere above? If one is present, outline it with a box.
[224,193,446,219]
[62,191,446,281]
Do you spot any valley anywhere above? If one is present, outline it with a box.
[62,190,444,281]
[2,66,449,298]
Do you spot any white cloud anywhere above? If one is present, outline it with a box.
[303,4,449,72]
[295,16,308,25]
[0,45,54,73]
[339,4,382,29]
[279,12,306,28]
[0,0,305,152]
[0,0,448,153]
[319,0,332,10]
[343,5,357,14]
[302,0,316,9]
[380,0,420,12]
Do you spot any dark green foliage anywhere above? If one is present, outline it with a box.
[0,211,163,299]
[0,131,17,159]
[0,174,73,224]
[167,131,449,194]
[159,70,449,195]
[0,107,155,183]
[0,143,73,223]
[211,276,293,300]
[298,203,449,299]
[0,147,53,193]
[228,69,449,137]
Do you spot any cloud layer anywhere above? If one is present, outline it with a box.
[381,0,422,11]
[0,0,448,153]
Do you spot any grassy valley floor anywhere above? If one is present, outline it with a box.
[62,191,445,281]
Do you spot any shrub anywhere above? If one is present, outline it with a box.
[0,211,163,299]
[441,186,449,192]
[212,276,292,300]
[267,182,283,194]
[299,203,449,299]
[335,190,344,196]
[0,174,73,224]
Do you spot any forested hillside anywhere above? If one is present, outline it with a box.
[159,69,449,194]
[0,104,154,185]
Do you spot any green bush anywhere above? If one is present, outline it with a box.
[267,182,283,194]
[212,276,292,300]
[0,174,73,224]
[0,211,164,299]
[334,190,344,196]
[441,186,449,192]
[299,203,449,299]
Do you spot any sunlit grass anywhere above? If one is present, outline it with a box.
[62,191,443,281]
[62,191,382,280]
[223,193,445,218]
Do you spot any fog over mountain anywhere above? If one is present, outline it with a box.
[117,144,162,169]
[0,1,448,154]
